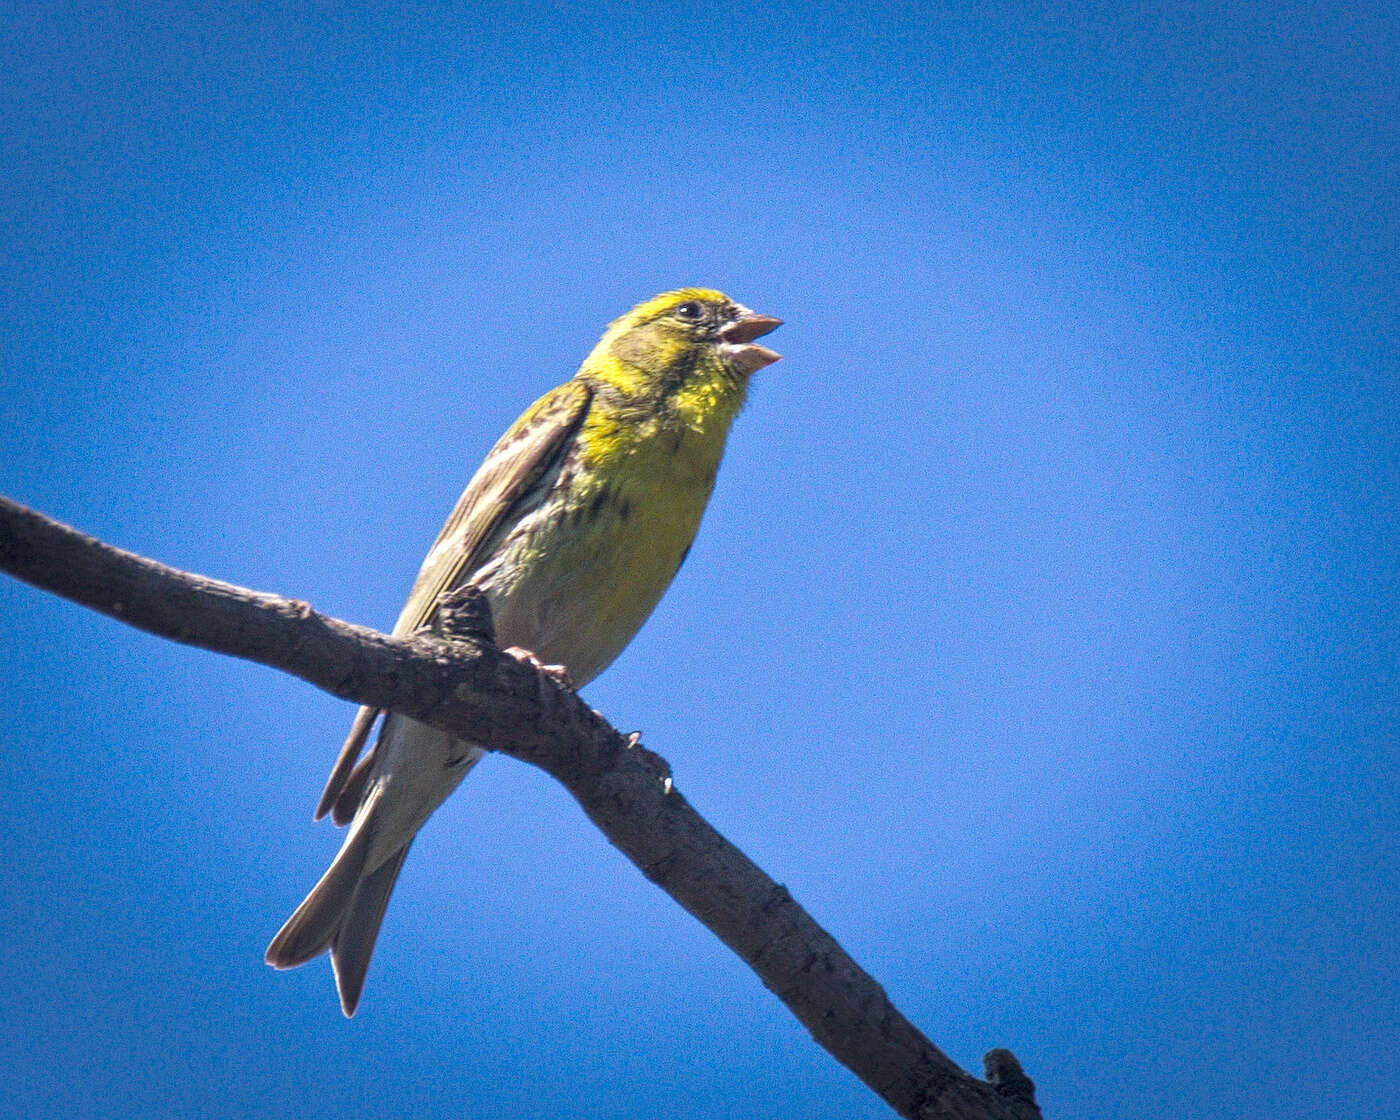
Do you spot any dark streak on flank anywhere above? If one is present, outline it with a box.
[589,488,610,520]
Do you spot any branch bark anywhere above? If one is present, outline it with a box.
[0,494,1041,1120]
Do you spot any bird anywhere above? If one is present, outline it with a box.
[265,288,781,1015]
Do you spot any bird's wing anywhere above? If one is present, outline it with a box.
[314,379,594,820]
[391,377,594,637]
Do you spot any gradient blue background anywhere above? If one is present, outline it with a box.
[2,3,1395,1117]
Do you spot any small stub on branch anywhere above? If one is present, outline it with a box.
[983,1048,1039,1114]
[432,585,496,645]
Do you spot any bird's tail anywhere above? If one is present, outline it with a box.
[265,819,412,1017]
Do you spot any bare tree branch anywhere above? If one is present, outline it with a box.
[0,494,1041,1120]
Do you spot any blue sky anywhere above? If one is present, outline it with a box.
[1,2,1396,1117]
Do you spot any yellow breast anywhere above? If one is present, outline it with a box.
[482,393,737,686]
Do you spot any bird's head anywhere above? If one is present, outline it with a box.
[581,289,782,412]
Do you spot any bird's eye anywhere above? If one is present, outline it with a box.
[675,301,704,321]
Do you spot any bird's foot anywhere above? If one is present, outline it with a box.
[503,646,571,685]
[624,730,672,792]
[503,646,573,707]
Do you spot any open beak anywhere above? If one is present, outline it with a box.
[719,307,783,374]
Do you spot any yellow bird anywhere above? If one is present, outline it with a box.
[266,289,781,1015]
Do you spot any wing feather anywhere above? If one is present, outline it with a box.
[391,378,593,638]
[314,379,593,817]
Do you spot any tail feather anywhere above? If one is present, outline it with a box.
[277,713,476,1015]
[329,844,412,1017]
[265,821,373,970]
[266,815,413,1017]
[316,705,380,820]
[330,748,377,826]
